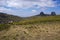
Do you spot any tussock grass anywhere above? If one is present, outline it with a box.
[0,22,60,40]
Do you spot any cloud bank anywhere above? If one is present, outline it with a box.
[0,0,60,17]
[0,0,58,9]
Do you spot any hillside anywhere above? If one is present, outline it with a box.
[0,15,60,40]
[13,15,60,25]
[0,12,22,24]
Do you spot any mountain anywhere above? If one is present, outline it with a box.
[0,12,22,24]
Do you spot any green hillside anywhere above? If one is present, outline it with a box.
[13,15,60,25]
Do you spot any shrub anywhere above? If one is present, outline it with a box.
[0,24,11,31]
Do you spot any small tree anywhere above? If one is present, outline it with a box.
[40,12,45,16]
[51,12,56,16]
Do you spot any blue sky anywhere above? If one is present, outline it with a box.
[0,0,60,17]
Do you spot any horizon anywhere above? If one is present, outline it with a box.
[0,0,60,17]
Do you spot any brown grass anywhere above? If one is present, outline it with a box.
[0,22,60,40]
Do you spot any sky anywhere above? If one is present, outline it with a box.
[0,0,60,17]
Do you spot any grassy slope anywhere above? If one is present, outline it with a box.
[0,16,60,40]
[13,15,60,25]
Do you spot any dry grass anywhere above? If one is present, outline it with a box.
[0,22,60,40]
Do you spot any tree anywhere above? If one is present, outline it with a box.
[40,12,45,16]
[51,12,56,16]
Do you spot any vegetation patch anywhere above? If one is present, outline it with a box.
[12,16,60,25]
[0,24,11,31]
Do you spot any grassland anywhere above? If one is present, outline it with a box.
[0,15,60,40]
[13,15,60,25]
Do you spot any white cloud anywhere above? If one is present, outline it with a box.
[0,0,58,11]
[32,10,37,12]
[0,0,7,6]
[4,0,57,9]
[0,7,17,14]
[0,7,10,12]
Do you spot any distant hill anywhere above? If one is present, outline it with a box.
[0,12,22,24]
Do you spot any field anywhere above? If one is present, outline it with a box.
[0,16,60,40]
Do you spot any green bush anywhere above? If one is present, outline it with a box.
[0,24,11,31]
